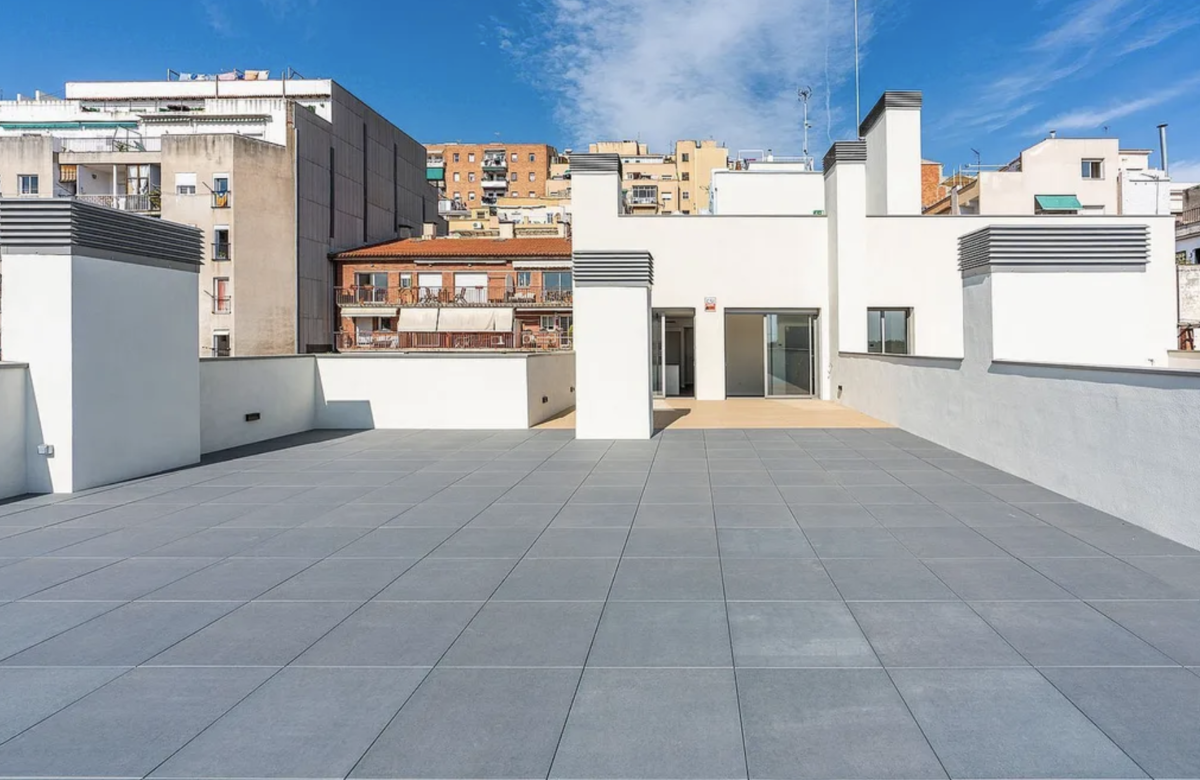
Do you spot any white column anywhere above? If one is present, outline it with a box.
[573,251,655,440]
[824,141,869,360]
[861,91,923,216]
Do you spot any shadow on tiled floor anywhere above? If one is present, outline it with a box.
[0,427,1197,779]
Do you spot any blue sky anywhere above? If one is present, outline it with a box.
[2,0,1198,178]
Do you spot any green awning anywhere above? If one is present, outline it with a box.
[1035,195,1082,211]
[425,167,445,181]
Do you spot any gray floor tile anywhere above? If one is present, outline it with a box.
[35,556,218,600]
[377,557,516,600]
[1066,524,1200,558]
[1024,556,1193,599]
[769,470,838,486]
[827,469,902,486]
[712,485,785,505]
[739,668,947,780]
[610,558,724,601]
[0,600,122,660]
[1041,666,1200,779]
[49,524,201,557]
[527,527,630,557]
[722,558,841,601]
[867,504,963,527]
[729,601,877,668]
[443,601,602,667]
[976,525,1107,557]
[823,558,958,601]
[850,601,1027,668]
[299,502,410,527]
[260,557,416,601]
[718,528,816,558]
[352,667,579,779]
[550,503,638,528]
[429,527,542,558]
[715,504,798,528]
[845,484,931,505]
[148,601,360,666]
[0,555,120,601]
[891,667,1144,779]
[777,485,857,505]
[493,557,619,600]
[4,600,240,666]
[790,504,880,528]
[940,502,1042,527]
[143,527,285,557]
[625,528,718,557]
[383,502,482,527]
[806,527,915,558]
[0,666,128,742]
[570,485,645,504]
[241,527,369,557]
[0,527,110,557]
[640,485,714,504]
[551,668,746,780]
[633,503,715,528]
[0,666,273,778]
[467,502,562,529]
[922,558,1073,601]
[710,470,776,486]
[1088,600,1200,666]
[146,557,316,601]
[295,600,481,667]
[971,600,1175,666]
[890,526,1010,559]
[151,667,428,779]
[1123,555,1200,596]
[330,526,453,558]
[589,600,731,667]
[911,483,1003,503]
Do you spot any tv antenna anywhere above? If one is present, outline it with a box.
[798,86,813,159]
[970,148,981,169]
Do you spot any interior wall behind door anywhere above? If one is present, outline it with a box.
[725,313,765,397]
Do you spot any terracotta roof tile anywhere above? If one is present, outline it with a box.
[334,236,572,259]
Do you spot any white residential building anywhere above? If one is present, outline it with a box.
[0,75,440,356]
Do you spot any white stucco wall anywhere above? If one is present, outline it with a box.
[199,356,317,454]
[575,286,653,439]
[864,109,922,216]
[315,354,543,430]
[710,170,825,215]
[978,138,1121,215]
[0,364,27,499]
[525,352,576,426]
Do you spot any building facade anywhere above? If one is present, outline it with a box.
[425,143,555,209]
[0,76,440,356]
[588,139,730,215]
[332,236,572,351]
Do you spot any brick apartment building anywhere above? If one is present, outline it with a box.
[331,235,572,350]
[424,143,556,207]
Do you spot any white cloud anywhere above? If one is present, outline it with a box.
[1037,80,1199,132]
[202,0,233,35]
[509,0,873,153]
[1166,159,1200,185]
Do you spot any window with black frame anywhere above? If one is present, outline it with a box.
[543,271,573,303]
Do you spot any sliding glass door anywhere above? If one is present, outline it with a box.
[766,313,815,397]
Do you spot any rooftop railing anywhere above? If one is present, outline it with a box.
[59,136,162,153]
[336,329,572,351]
[75,191,161,213]
[336,282,573,308]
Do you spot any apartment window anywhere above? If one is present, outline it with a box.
[468,153,476,163]
[453,152,460,163]
[529,191,537,197]
[1081,159,1104,179]
[400,272,413,288]
[453,172,461,182]
[510,191,519,198]
[468,172,476,183]
[212,332,231,357]
[469,192,476,201]
[681,172,690,181]
[529,171,536,182]
[510,172,519,182]
[682,191,690,200]
[631,184,657,203]
[18,174,38,195]
[681,152,690,163]
[213,227,230,261]
[530,153,537,163]
[453,191,461,200]
[517,270,532,287]
[867,308,911,355]
[541,313,572,331]
[662,192,673,201]
[213,278,231,313]
[511,152,519,162]
[175,172,197,195]
[213,174,231,208]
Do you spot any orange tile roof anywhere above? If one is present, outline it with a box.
[333,236,571,260]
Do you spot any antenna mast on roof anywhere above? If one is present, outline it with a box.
[853,0,861,135]
[798,86,813,159]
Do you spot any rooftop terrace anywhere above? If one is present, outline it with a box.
[0,427,1197,779]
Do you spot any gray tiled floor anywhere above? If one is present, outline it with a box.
[0,427,1197,779]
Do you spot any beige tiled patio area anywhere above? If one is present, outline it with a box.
[536,399,891,430]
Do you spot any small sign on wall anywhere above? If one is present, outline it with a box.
[704,297,717,312]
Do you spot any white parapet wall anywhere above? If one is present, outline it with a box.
[0,363,28,499]
[197,352,576,455]
[199,356,318,454]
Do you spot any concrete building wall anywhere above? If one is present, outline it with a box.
[0,136,58,199]
[428,143,554,206]
[674,140,729,214]
[979,138,1121,214]
[0,363,27,499]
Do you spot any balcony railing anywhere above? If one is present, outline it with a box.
[482,156,508,170]
[75,191,161,213]
[481,178,509,188]
[59,136,162,153]
[212,191,232,209]
[213,242,231,262]
[336,283,573,308]
[213,296,232,314]
[628,195,658,205]
[337,330,572,351]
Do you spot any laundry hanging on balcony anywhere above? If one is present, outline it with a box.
[437,308,514,333]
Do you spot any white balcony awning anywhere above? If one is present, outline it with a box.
[342,306,399,317]
[437,307,514,333]
[397,308,439,332]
